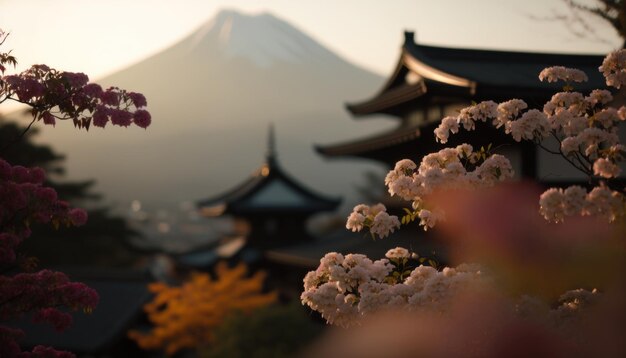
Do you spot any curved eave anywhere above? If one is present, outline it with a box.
[404,35,606,91]
[346,82,427,116]
[316,126,421,158]
[401,50,476,91]
[198,158,341,217]
[346,51,475,117]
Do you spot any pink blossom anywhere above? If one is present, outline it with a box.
[11,165,30,183]
[585,89,613,107]
[593,158,620,178]
[82,83,103,97]
[539,66,588,83]
[92,107,109,128]
[35,187,57,203]
[133,109,151,128]
[599,49,626,88]
[370,211,400,238]
[505,109,550,142]
[385,247,410,260]
[618,106,626,121]
[560,136,581,155]
[110,109,133,127]
[33,308,72,331]
[418,209,443,231]
[61,72,89,88]
[594,108,620,128]
[100,89,120,106]
[495,99,527,128]
[0,159,11,179]
[28,167,45,184]
[539,188,566,222]
[68,208,88,226]
[128,92,147,107]
[346,212,366,232]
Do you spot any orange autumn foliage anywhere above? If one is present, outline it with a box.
[128,262,277,355]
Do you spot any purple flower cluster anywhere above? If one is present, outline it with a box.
[1,158,97,358]
[1,67,151,130]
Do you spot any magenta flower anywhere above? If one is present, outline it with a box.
[133,109,151,128]
[110,109,133,127]
[61,72,89,88]
[100,89,119,106]
[82,83,103,97]
[128,92,147,108]
[92,107,110,128]
[68,208,88,226]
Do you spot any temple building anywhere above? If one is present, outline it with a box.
[194,126,340,259]
[316,31,607,181]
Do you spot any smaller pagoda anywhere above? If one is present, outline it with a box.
[197,125,340,250]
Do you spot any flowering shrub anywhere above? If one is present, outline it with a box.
[0,159,98,357]
[301,250,484,327]
[0,31,150,131]
[302,49,626,342]
[0,29,150,357]
[343,49,626,238]
[129,262,277,356]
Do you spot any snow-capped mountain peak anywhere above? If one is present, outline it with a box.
[185,9,338,67]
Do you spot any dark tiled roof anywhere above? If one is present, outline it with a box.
[197,154,340,216]
[315,125,421,159]
[15,268,152,353]
[405,32,605,90]
[347,31,607,117]
[323,31,609,161]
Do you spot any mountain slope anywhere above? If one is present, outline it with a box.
[30,9,394,211]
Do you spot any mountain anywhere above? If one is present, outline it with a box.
[25,9,394,213]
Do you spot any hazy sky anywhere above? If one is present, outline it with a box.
[0,0,620,80]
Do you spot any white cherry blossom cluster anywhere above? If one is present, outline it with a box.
[599,49,626,88]
[373,146,513,232]
[432,50,626,224]
[539,185,624,223]
[435,100,551,144]
[301,251,485,327]
[346,203,400,239]
[538,66,588,83]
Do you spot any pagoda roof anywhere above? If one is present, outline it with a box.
[321,32,610,162]
[347,31,606,116]
[315,125,421,161]
[315,119,511,165]
[198,127,340,216]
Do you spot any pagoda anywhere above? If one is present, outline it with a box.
[316,31,606,180]
[197,126,340,250]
